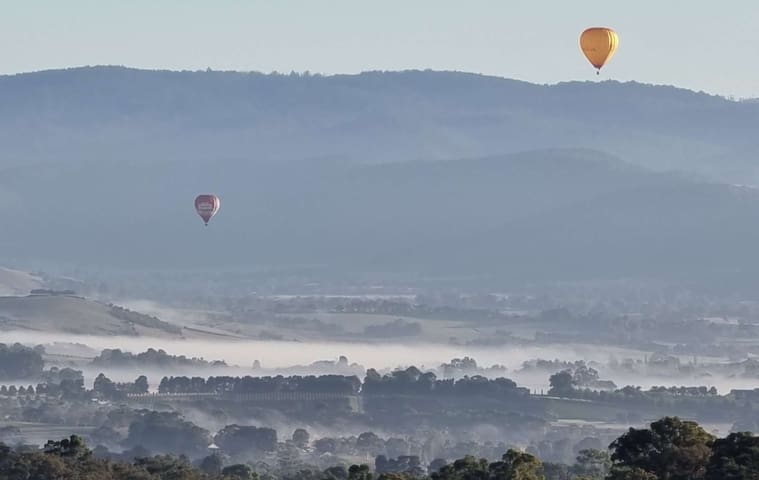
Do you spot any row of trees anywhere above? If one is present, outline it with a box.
[93,348,227,369]
[547,371,728,409]
[363,367,529,397]
[0,378,86,400]
[158,375,362,395]
[0,384,37,396]
[155,369,530,398]
[94,373,149,399]
[108,304,183,334]
[439,357,507,378]
[0,366,86,400]
[331,299,506,324]
[0,371,147,402]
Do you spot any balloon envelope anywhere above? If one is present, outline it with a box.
[195,194,220,225]
[580,27,619,71]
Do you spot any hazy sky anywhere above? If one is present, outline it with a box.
[2,1,758,98]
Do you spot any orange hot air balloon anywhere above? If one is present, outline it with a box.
[195,194,221,226]
[580,27,619,74]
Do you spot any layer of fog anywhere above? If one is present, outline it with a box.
[4,330,756,394]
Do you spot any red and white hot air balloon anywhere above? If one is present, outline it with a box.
[194,194,220,226]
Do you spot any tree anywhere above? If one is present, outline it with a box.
[357,432,384,452]
[222,463,258,479]
[199,452,223,475]
[705,432,759,479]
[428,459,447,474]
[489,449,544,480]
[58,378,86,400]
[134,375,149,394]
[377,474,414,480]
[432,455,489,480]
[215,425,277,455]
[292,428,310,449]
[278,442,302,475]
[93,373,118,398]
[324,465,349,480]
[43,435,91,459]
[124,411,211,458]
[0,438,200,479]
[135,454,205,479]
[570,449,610,479]
[548,371,574,397]
[314,437,338,455]
[348,464,373,480]
[572,365,600,387]
[13,453,69,479]
[609,417,714,480]
[541,462,568,480]
[376,455,424,476]
[0,343,44,380]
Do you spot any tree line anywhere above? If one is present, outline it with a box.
[158,374,362,395]
[547,370,734,414]
[156,368,529,398]
[2,416,759,479]
[93,348,227,369]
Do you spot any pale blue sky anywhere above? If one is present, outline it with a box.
[2,1,758,98]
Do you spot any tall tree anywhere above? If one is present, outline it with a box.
[432,455,489,480]
[570,449,610,479]
[547,371,574,397]
[609,417,714,480]
[222,463,258,480]
[489,449,544,480]
[705,432,759,480]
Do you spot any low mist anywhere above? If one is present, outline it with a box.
[3,330,749,394]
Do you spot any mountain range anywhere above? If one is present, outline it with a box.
[1,67,758,286]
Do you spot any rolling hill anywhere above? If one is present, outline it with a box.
[1,147,759,286]
[0,295,186,337]
[0,268,44,297]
